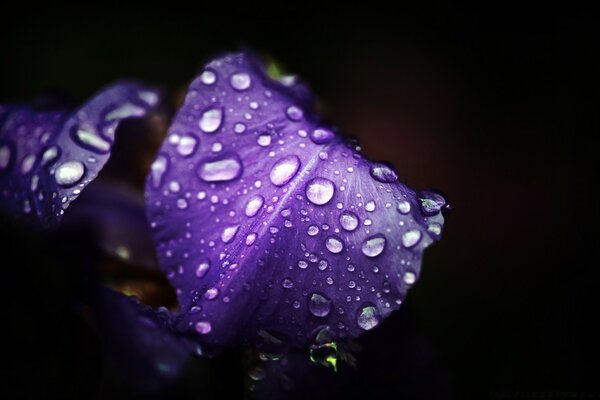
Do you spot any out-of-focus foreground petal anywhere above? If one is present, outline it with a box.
[146,52,448,350]
[0,83,159,228]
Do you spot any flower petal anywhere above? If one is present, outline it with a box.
[0,83,159,227]
[145,52,447,349]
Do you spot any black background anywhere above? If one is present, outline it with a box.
[2,4,598,399]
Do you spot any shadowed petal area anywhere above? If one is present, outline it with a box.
[145,52,447,349]
[0,83,159,228]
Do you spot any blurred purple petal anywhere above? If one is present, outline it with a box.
[0,83,159,227]
[145,52,446,349]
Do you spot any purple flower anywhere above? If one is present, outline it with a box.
[145,52,447,352]
[0,82,159,228]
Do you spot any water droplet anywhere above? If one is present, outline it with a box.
[310,128,334,144]
[199,107,223,133]
[292,300,301,309]
[305,178,335,205]
[150,155,168,189]
[198,153,243,182]
[246,233,257,245]
[176,134,198,157]
[365,200,376,212]
[270,155,300,186]
[20,155,36,175]
[41,146,59,167]
[397,200,411,214]
[168,181,180,193]
[248,365,266,381]
[318,259,328,271]
[369,162,398,183]
[307,225,320,236]
[309,292,332,317]
[418,191,446,216]
[234,122,246,134]
[54,160,85,187]
[357,305,380,330]
[221,224,240,243]
[403,271,416,285]
[298,260,308,269]
[230,72,251,90]
[257,134,271,147]
[427,223,442,236]
[205,287,219,300]
[195,321,212,335]
[196,260,210,278]
[402,229,422,248]
[286,105,303,121]
[0,145,11,170]
[361,234,386,257]
[105,103,145,121]
[245,195,264,217]
[325,235,344,254]
[339,211,359,231]
[200,69,216,85]
[176,198,188,209]
[72,127,111,153]
[282,278,294,289]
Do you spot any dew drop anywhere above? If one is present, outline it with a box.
[325,235,344,254]
[339,211,359,231]
[72,127,111,153]
[196,260,211,278]
[198,153,243,182]
[269,155,300,186]
[365,200,376,212]
[257,134,271,147]
[245,195,264,217]
[195,321,212,335]
[308,292,332,317]
[298,260,308,269]
[403,271,416,285]
[282,278,294,289]
[176,134,198,157]
[200,70,216,85]
[361,234,386,258]
[150,154,169,189]
[305,178,335,205]
[285,105,304,121]
[54,161,85,187]
[402,229,422,248]
[205,287,219,300]
[245,233,257,245]
[418,191,446,216]
[397,200,411,214]
[357,305,380,330]
[41,146,59,167]
[369,162,398,183]
[199,107,223,133]
[0,145,11,170]
[20,155,36,175]
[307,225,320,236]
[234,123,246,134]
[221,224,240,243]
[230,72,251,91]
[310,128,334,144]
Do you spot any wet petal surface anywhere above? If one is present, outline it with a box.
[0,83,159,227]
[145,52,446,349]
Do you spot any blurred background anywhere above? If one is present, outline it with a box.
[2,4,598,399]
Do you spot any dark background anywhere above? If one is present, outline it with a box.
[2,4,598,399]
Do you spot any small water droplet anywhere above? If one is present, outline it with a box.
[20,154,36,175]
[427,223,442,236]
[307,225,320,236]
[176,198,188,209]
[306,178,335,205]
[195,321,212,334]
[397,200,411,214]
[369,162,398,183]
[403,271,416,285]
[365,200,376,212]
[196,260,211,278]
[339,211,359,231]
[310,128,334,144]
[54,161,85,187]
[0,145,11,170]
[257,134,271,147]
[309,292,332,317]
[282,278,294,289]
[221,224,240,243]
[205,287,219,300]
[199,107,223,133]
[286,105,304,121]
[298,260,308,269]
[198,153,243,182]
[245,195,264,217]
[270,155,301,186]
[318,259,328,271]
[361,234,386,258]
[418,191,446,216]
[72,127,111,153]
[176,134,198,157]
[230,72,251,90]
[325,235,344,254]
[200,69,216,85]
[402,229,422,248]
[245,233,257,245]
[357,304,380,330]
[234,122,246,134]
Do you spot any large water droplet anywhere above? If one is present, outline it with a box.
[221,224,240,243]
[195,321,212,335]
[309,292,332,317]
[402,229,422,248]
[176,134,198,157]
[339,211,359,231]
[310,128,334,144]
[357,304,380,330]
[198,153,243,182]
[418,191,446,216]
[196,260,211,278]
[269,155,300,186]
[72,127,111,153]
[369,162,398,183]
[361,234,386,258]
[54,160,85,187]
[230,72,251,91]
[397,200,411,214]
[245,195,264,217]
[199,107,223,133]
[305,178,335,205]
[150,154,168,189]
[325,235,344,254]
